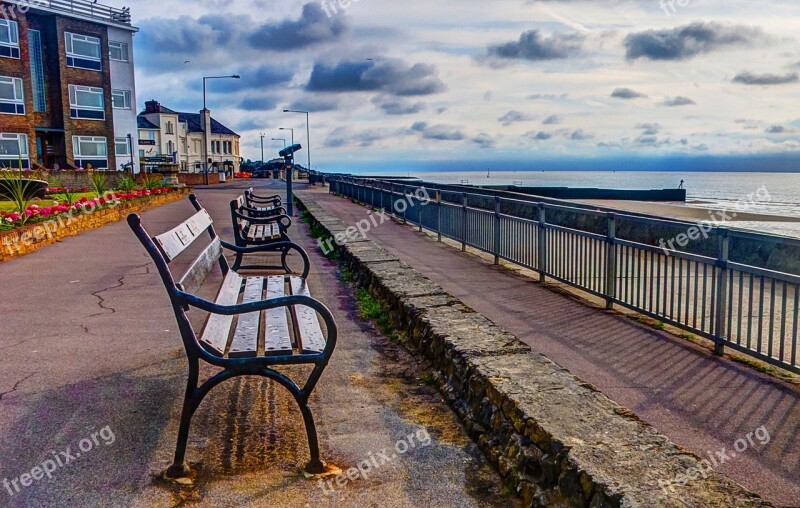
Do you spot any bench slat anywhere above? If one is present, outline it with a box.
[269,224,280,239]
[264,276,293,356]
[200,270,242,355]
[179,238,222,294]
[289,277,327,354]
[154,209,213,261]
[229,277,263,358]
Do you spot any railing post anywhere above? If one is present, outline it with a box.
[605,213,617,309]
[461,193,468,252]
[714,229,729,356]
[436,191,442,242]
[418,187,423,232]
[537,204,547,282]
[380,181,385,212]
[493,196,501,265]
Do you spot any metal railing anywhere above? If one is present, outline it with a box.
[6,0,132,25]
[328,176,800,374]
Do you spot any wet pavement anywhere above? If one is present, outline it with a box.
[0,180,516,507]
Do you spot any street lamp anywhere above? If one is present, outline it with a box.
[260,132,265,166]
[271,138,286,148]
[283,109,311,172]
[202,74,240,185]
[278,127,294,147]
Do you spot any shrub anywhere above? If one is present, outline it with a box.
[89,172,109,198]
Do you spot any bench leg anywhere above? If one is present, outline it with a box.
[298,399,325,474]
[166,357,200,479]
[231,251,243,271]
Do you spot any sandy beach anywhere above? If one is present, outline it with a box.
[574,199,800,223]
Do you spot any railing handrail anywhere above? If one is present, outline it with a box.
[5,0,133,26]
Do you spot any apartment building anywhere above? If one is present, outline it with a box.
[138,100,241,174]
[0,0,138,171]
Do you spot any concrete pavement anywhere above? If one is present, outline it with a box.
[0,180,515,507]
[299,185,800,507]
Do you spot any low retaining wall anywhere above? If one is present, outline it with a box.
[297,194,770,507]
[0,188,191,262]
[177,173,221,186]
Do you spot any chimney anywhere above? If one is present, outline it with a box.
[145,100,161,113]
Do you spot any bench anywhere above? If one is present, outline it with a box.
[127,194,337,478]
[245,188,285,218]
[230,196,295,270]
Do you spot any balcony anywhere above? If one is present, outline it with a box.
[6,0,132,27]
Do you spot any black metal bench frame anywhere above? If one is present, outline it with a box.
[127,194,336,478]
[245,188,285,218]
[230,197,297,271]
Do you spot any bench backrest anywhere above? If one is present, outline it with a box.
[129,194,229,296]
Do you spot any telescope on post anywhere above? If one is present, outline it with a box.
[279,144,302,215]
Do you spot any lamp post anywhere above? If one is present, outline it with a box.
[283,109,310,172]
[279,128,294,180]
[260,132,265,167]
[202,74,240,185]
[271,138,286,148]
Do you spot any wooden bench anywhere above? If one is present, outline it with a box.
[127,194,336,478]
[244,188,285,218]
[230,196,294,270]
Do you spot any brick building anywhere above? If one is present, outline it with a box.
[0,0,138,171]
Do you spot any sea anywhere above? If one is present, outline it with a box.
[353,170,800,239]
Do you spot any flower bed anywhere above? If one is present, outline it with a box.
[0,187,191,262]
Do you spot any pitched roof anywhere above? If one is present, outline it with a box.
[177,112,239,137]
[137,116,159,130]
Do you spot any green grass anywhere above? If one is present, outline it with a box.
[339,266,356,283]
[0,192,97,212]
[355,288,393,335]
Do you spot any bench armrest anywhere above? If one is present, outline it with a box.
[233,209,292,229]
[241,203,287,215]
[220,240,310,278]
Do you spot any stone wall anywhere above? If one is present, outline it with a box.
[0,188,191,262]
[297,194,771,508]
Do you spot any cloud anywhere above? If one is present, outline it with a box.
[248,3,348,50]
[485,30,585,62]
[636,123,661,135]
[663,96,696,106]
[372,96,426,115]
[570,129,594,140]
[543,115,562,125]
[238,96,278,111]
[499,110,534,125]
[525,131,553,141]
[732,71,799,85]
[410,121,465,141]
[527,93,568,100]
[766,125,786,133]
[472,133,495,148]
[306,58,446,96]
[288,96,340,112]
[611,87,647,99]
[624,22,764,61]
[324,127,397,148]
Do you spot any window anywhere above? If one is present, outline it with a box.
[115,137,130,156]
[165,121,174,135]
[0,133,29,168]
[65,32,102,71]
[28,30,46,112]
[108,41,128,62]
[0,76,24,115]
[214,141,221,154]
[69,85,105,120]
[72,136,108,169]
[0,20,20,59]
[111,89,131,109]
[147,130,156,141]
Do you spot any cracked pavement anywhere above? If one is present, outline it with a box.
[0,180,513,507]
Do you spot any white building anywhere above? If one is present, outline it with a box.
[108,25,139,172]
[137,100,240,174]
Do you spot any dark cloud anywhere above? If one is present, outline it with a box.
[288,96,340,112]
[411,122,464,141]
[663,96,696,106]
[542,115,562,125]
[570,129,594,140]
[499,110,534,125]
[248,3,348,50]
[191,65,294,92]
[732,71,799,85]
[324,127,395,148]
[624,23,764,61]
[611,87,647,99]
[526,131,553,141]
[486,30,585,61]
[372,96,426,115]
[306,58,445,96]
[472,134,495,148]
[238,96,278,111]
[766,125,786,133]
[636,123,661,135]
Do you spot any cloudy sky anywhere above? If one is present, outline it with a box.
[125,0,800,171]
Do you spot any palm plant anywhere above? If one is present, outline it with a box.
[0,156,35,223]
[50,176,78,206]
[89,171,109,198]
[140,176,163,191]
[116,174,137,193]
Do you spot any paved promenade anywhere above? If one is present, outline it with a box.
[299,185,800,506]
[0,180,513,507]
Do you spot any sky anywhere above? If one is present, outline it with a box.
[123,0,800,171]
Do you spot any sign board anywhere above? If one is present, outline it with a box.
[144,156,173,163]
[139,139,156,146]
